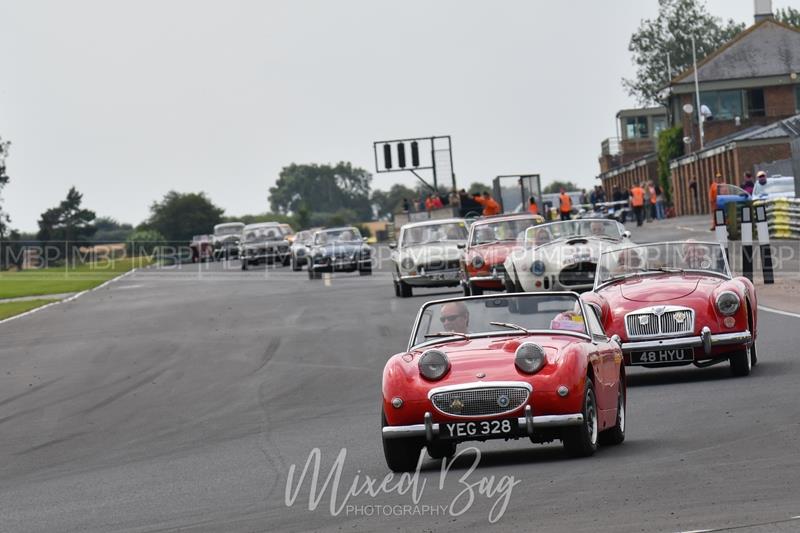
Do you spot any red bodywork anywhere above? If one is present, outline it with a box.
[382,333,624,437]
[582,273,757,366]
[463,242,518,290]
[462,214,542,291]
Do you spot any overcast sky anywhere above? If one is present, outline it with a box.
[0,0,793,231]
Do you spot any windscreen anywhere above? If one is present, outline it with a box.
[470,217,541,245]
[402,222,467,247]
[595,242,729,286]
[524,219,622,246]
[314,227,362,244]
[411,294,587,347]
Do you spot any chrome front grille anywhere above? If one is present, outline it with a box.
[626,308,694,339]
[419,259,461,272]
[431,386,529,417]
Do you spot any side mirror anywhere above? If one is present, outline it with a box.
[457,243,466,249]
[388,242,397,249]
[611,334,621,346]
[622,231,631,239]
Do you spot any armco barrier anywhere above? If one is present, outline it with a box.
[753,198,800,239]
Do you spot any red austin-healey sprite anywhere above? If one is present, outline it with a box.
[582,241,757,377]
[381,292,626,472]
[459,213,544,296]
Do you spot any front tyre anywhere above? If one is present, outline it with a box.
[359,268,372,276]
[291,256,301,271]
[382,410,424,473]
[427,441,456,460]
[399,280,412,298]
[729,345,752,377]
[562,379,599,457]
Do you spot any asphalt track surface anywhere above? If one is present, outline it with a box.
[1,218,799,532]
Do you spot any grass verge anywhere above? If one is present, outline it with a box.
[0,299,60,320]
[0,256,152,299]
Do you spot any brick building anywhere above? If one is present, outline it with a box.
[598,13,800,214]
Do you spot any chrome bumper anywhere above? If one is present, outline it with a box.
[400,270,460,283]
[467,274,505,283]
[621,326,752,356]
[382,407,584,441]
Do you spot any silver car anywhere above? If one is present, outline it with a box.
[390,218,468,298]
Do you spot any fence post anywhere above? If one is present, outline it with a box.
[754,203,774,284]
[714,208,729,265]
[740,203,753,281]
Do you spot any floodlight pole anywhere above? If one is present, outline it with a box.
[691,35,705,149]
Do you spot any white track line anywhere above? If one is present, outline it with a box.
[0,268,138,326]
[759,305,800,319]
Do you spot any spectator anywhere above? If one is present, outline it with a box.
[448,190,460,207]
[431,195,444,209]
[709,173,724,230]
[689,179,699,213]
[425,195,434,211]
[579,189,588,205]
[559,188,572,221]
[741,171,755,195]
[589,188,597,206]
[418,196,426,212]
[528,196,538,215]
[630,182,645,226]
[756,170,767,187]
[473,191,501,216]
[402,198,411,213]
[648,181,657,222]
[596,186,606,204]
[655,184,665,220]
[459,189,482,217]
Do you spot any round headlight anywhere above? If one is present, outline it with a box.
[530,260,545,276]
[418,349,450,381]
[472,255,485,269]
[716,291,740,316]
[400,257,414,271]
[515,342,546,374]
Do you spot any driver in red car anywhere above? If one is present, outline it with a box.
[682,240,712,270]
[439,301,470,334]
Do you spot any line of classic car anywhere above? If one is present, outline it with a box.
[381,217,758,472]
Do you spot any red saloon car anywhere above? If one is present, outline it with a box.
[381,292,626,472]
[582,241,757,377]
[460,213,544,296]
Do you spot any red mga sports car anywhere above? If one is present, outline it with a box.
[381,292,626,472]
[582,241,757,377]
[460,213,544,296]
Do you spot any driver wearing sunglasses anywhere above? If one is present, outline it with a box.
[439,301,470,334]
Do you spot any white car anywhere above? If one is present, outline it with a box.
[390,218,468,298]
[504,219,632,293]
[752,176,795,200]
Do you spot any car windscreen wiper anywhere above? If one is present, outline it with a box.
[489,321,532,334]
[424,331,470,340]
